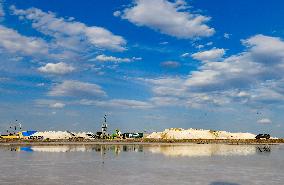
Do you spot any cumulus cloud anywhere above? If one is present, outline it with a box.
[160,61,181,68]
[0,25,78,62]
[191,48,225,62]
[38,62,75,75]
[93,54,141,63]
[141,35,284,108]
[119,0,215,39]
[0,25,49,56]
[143,77,234,108]
[257,118,272,124]
[10,6,126,51]
[186,35,284,92]
[48,80,106,97]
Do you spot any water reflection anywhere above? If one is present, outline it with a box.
[0,144,272,157]
[209,182,240,185]
[1,144,143,155]
[148,144,272,157]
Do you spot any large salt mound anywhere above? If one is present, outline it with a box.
[146,128,256,139]
[32,131,94,140]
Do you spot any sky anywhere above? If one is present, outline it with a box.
[0,0,284,137]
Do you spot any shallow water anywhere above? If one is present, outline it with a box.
[0,144,283,185]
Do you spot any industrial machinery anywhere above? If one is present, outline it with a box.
[0,121,39,140]
[1,120,22,139]
[111,129,123,139]
[100,115,110,139]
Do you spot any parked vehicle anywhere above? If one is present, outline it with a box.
[255,134,270,139]
[123,133,143,139]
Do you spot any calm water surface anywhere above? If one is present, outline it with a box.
[0,144,283,185]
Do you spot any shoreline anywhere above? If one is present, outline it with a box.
[0,139,283,146]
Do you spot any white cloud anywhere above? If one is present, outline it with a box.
[50,102,65,108]
[159,41,168,45]
[35,99,66,109]
[141,35,284,108]
[38,62,75,75]
[11,6,126,51]
[160,61,181,68]
[191,48,225,62]
[150,96,181,106]
[143,77,234,108]
[206,42,213,46]
[187,35,284,92]
[94,54,141,63]
[49,80,106,97]
[36,83,45,87]
[224,33,231,39]
[0,25,49,56]
[145,78,224,108]
[113,11,121,17]
[257,118,272,124]
[181,53,190,57]
[120,0,215,39]
[143,77,187,97]
[0,25,79,64]
[79,99,153,109]
[242,34,284,65]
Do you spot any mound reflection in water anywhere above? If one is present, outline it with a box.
[5,144,272,157]
[147,144,267,157]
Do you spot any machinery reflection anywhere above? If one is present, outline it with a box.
[1,144,144,155]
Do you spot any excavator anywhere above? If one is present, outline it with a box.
[111,129,123,139]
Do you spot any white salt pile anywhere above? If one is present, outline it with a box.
[147,128,257,139]
[32,131,94,140]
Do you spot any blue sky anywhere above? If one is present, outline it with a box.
[1,0,284,137]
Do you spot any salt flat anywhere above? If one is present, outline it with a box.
[0,144,283,185]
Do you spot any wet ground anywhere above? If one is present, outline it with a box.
[0,144,283,185]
